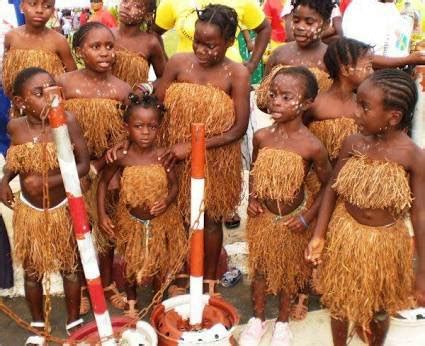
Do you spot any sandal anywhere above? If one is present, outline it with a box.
[203,279,222,297]
[79,286,91,315]
[123,300,139,319]
[220,267,242,288]
[104,282,127,310]
[25,322,46,346]
[66,318,84,336]
[224,213,241,229]
[290,293,309,321]
[167,274,189,298]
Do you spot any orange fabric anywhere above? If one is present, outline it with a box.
[89,9,117,28]
[263,0,286,43]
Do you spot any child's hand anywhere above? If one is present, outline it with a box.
[247,197,264,217]
[22,175,43,197]
[105,140,130,163]
[172,143,191,161]
[305,236,325,266]
[0,183,14,209]
[158,150,177,172]
[285,213,309,232]
[99,214,116,239]
[150,198,169,216]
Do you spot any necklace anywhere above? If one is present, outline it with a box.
[25,118,42,144]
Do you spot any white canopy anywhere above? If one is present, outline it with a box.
[54,0,120,9]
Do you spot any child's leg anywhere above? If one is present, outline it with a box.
[123,280,139,318]
[277,292,290,323]
[331,317,349,346]
[203,214,223,293]
[62,271,81,324]
[251,273,266,321]
[367,313,390,346]
[99,247,114,290]
[23,270,44,322]
[125,280,137,303]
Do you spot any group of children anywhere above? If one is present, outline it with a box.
[1,0,425,345]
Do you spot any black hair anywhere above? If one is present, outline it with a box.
[196,4,238,41]
[12,67,53,97]
[123,93,166,123]
[368,69,418,132]
[272,66,319,100]
[324,38,372,80]
[72,22,113,51]
[291,0,336,21]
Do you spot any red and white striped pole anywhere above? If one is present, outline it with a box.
[45,87,116,346]
[189,123,206,326]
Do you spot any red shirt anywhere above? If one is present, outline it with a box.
[263,0,286,43]
[340,0,353,15]
[89,9,117,29]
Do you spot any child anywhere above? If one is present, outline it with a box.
[154,4,250,296]
[111,0,166,87]
[306,69,425,345]
[97,94,186,317]
[239,66,331,346]
[307,37,373,164]
[56,22,131,314]
[2,0,77,97]
[0,67,89,343]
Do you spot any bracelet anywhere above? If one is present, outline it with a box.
[89,164,98,176]
[136,82,154,95]
[299,215,309,228]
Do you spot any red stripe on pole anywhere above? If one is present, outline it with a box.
[67,195,90,237]
[191,123,205,179]
[417,66,425,92]
[190,230,204,277]
[48,104,67,128]
[87,278,108,314]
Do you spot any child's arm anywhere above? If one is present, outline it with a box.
[0,167,17,209]
[410,148,425,306]
[287,141,331,233]
[242,30,254,52]
[97,162,121,237]
[247,131,264,217]
[305,135,358,265]
[67,112,90,178]
[149,34,167,79]
[55,34,77,72]
[372,51,425,69]
[153,54,180,101]
[150,164,178,217]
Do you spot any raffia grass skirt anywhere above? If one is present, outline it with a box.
[247,194,313,295]
[13,196,78,279]
[115,204,186,282]
[176,142,242,223]
[320,202,413,326]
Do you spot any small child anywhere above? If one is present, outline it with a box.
[154,4,250,296]
[306,69,425,345]
[306,37,373,164]
[0,67,89,343]
[97,94,186,317]
[56,21,131,314]
[240,66,331,346]
[111,0,166,86]
[2,0,77,97]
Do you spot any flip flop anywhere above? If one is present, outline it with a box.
[220,267,242,288]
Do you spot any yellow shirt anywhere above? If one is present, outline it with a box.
[155,0,266,62]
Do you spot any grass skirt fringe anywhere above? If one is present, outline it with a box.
[6,143,59,174]
[247,193,313,295]
[112,50,149,88]
[319,202,413,326]
[115,203,186,282]
[64,98,125,159]
[162,83,242,222]
[13,196,78,279]
[308,118,358,160]
[256,65,332,111]
[2,49,64,97]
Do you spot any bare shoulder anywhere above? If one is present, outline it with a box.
[270,43,294,63]
[48,29,68,43]
[56,70,80,87]
[109,75,132,100]
[7,117,25,143]
[227,59,249,77]
[253,127,271,146]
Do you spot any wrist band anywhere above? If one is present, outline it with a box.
[90,164,98,176]
[299,215,308,228]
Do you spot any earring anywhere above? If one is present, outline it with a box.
[19,108,24,116]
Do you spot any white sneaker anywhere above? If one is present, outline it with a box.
[270,321,292,346]
[239,317,267,346]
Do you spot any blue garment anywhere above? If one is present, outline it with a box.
[0,88,10,156]
[8,0,25,25]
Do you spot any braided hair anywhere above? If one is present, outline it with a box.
[123,93,166,123]
[196,4,238,41]
[291,0,337,21]
[12,67,53,97]
[72,22,113,51]
[324,38,372,80]
[369,69,418,132]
